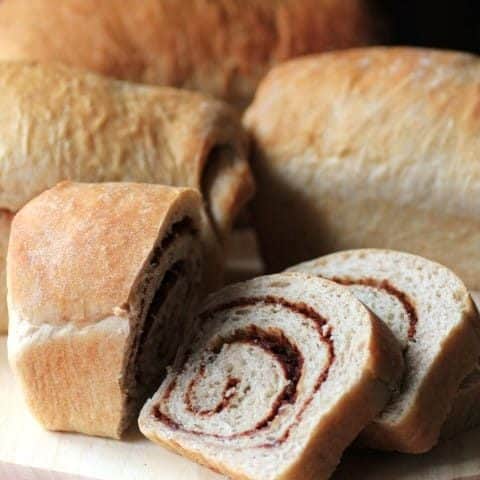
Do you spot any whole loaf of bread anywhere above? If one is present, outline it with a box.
[0,61,253,332]
[244,47,480,289]
[0,0,376,108]
[8,182,212,438]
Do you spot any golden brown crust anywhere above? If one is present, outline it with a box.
[244,47,480,289]
[7,182,211,437]
[12,320,127,439]
[0,61,252,239]
[0,61,253,331]
[8,182,203,327]
[443,290,480,438]
[0,0,376,109]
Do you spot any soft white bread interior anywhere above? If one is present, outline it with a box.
[288,249,480,453]
[139,272,404,480]
[7,182,215,438]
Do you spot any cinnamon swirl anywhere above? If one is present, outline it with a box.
[139,273,404,479]
[289,249,480,452]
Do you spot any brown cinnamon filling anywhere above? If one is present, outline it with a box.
[186,372,240,417]
[135,216,196,373]
[152,405,181,431]
[123,216,197,425]
[331,276,418,340]
[184,325,303,422]
[161,216,196,251]
[214,325,303,408]
[135,261,185,387]
[153,296,335,447]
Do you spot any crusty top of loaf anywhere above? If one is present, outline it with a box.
[7,182,202,327]
[0,61,252,238]
[0,0,375,107]
[244,47,480,218]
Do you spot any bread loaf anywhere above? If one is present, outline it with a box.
[0,0,377,109]
[288,249,480,452]
[139,272,404,479]
[7,182,216,438]
[244,47,480,288]
[0,61,253,332]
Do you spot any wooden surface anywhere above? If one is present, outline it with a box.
[2,334,480,480]
[1,237,480,480]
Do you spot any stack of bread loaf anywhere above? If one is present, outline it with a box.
[1,1,480,479]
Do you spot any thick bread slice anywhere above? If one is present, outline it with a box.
[7,182,215,438]
[139,272,404,480]
[289,249,480,452]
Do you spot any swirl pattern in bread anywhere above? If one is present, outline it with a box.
[289,249,480,452]
[140,273,404,480]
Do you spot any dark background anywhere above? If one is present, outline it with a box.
[374,0,480,54]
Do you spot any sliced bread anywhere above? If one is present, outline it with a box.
[139,272,404,480]
[288,249,480,452]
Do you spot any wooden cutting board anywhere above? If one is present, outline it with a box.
[2,334,480,480]
[1,235,479,480]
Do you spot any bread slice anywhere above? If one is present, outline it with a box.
[139,272,404,480]
[288,249,480,452]
[7,181,218,438]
